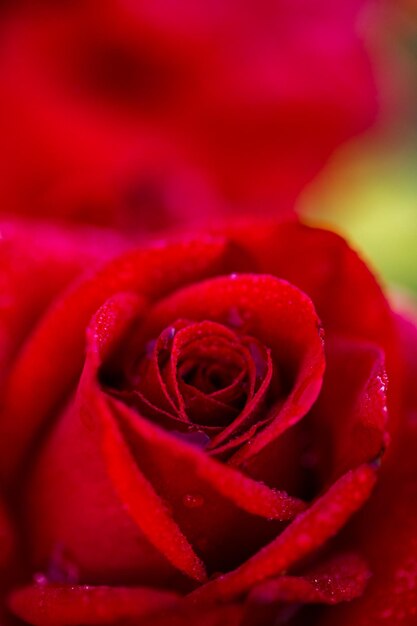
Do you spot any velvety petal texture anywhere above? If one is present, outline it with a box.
[0,218,412,626]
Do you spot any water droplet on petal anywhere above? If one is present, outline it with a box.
[182,493,205,508]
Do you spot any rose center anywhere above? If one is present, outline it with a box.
[179,359,241,394]
[101,318,278,453]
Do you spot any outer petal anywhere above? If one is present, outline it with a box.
[189,464,377,603]
[227,220,400,442]
[26,294,206,585]
[306,336,389,482]
[9,584,180,626]
[0,236,227,482]
[228,221,394,353]
[242,553,370,626]
[112,398,305,574]
[27,293,304,582]
[317,314,417,625]
[247,553,370,606]
[0,218,125,384]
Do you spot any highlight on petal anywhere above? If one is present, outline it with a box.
[190,464,377,603]
[8,583,180,626]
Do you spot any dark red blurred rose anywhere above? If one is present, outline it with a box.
[0,217,416,625]
[0,0,376,229]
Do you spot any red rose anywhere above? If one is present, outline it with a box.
[0,217,415,625]
[0,0,376,228]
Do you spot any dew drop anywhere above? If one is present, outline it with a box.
[182,493,204,508]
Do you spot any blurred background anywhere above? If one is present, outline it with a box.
[299,1,417,297]
[0,0,415,294]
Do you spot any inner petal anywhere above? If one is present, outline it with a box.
[179,357,241,394]
[101,314,278,441]
[165,322,254,427]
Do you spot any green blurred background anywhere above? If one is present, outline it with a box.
[299,1,417,297]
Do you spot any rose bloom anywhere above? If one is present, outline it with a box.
[0,217,415,626]
[0,0,376,229]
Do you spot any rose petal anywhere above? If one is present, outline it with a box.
[79,399,279,578]
[307,336,389,481]
[134,322,189,418]
[242,553,370,626]
[26,293,305,580]
[228,220,400,442]
[248,553,370,606]
[99,393,207,583]
[0,236,227,483]
[0,218,124,384]
[190,464,377,603]
[317,315,417,625]
[140,273,325,465]
[228,221,394,354]
[206,344,273,449]
[27,294,207,585]
[114,396,306,521]
[161,321,249,425]
[9,583,180,626]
